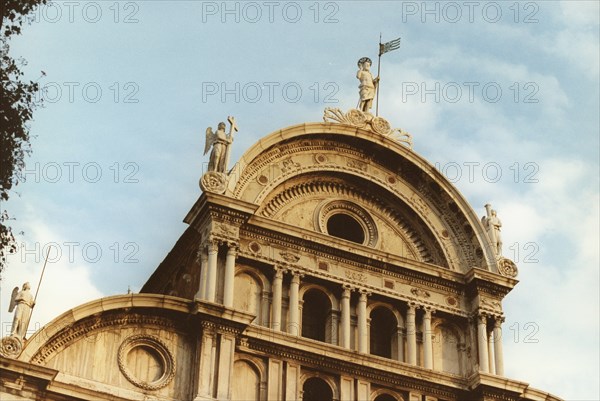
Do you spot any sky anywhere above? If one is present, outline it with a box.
[1,1,598,399]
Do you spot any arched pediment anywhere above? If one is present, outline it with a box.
[226,122,495,273]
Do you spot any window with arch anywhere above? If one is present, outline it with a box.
[433,324,462,375]
[231,360,260,401]
[303,377,333,401]
[374,394,398,401]
[301,289,332,342]
[233,272,263,325]
[369,306,398,359]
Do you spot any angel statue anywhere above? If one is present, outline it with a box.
[204,116,238,174]
[9,282,35,339]
[482,204,503,257]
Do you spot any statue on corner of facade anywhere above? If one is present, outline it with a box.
[482,204,503,257]
[203,116,238,174]
[8,282,35,339]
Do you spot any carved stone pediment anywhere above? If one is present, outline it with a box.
[323,107,412,148]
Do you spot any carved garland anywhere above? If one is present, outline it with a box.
[117,335,175,391]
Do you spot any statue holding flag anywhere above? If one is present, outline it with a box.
[355,36,400,115]
[357,57,379,113]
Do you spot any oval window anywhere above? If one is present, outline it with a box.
[327,213,365,244]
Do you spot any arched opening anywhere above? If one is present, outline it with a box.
[231,360,260,400]
[302,289,332,342]
[327,213,365,244]
[433,324,462,375]
[374,394,397,401]
[234,272,262,324]
[370,307,397,359]
[303,377,333,401]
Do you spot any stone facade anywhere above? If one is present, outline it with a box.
[1,119,561,401]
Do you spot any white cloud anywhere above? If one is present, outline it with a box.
[0,206,104,338]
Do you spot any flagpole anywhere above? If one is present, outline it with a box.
[33,246,51,305]
[376,33,382,116]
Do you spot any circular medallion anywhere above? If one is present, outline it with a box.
[345,109,368,127]
[248,241,262,254]
[314,154,328,164]
[200,171,227,194]
[371,117,392,135]
[0,336,22,358]
[445,296,458,306]
[118,335,175,391]
[498,257,519,278]
[257,174,269,185]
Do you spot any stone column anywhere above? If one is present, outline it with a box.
[196,247,208,300]
[205,240,219,303]
[288,272,301,335]
[271,268,283,330]
[260,291,270,326]
[396,324,405,362]
[340,286,351,349]
[196,323,216,399]
[493,317,505,376]
[488,329,496,374]
[330,310,339,344]
[406,303,417,365]
[423,307,433,369]
[223,243,237,308]
[357,290,369,353]
[477,314,489,373]
[216,332,236,400]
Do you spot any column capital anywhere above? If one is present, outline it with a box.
[407,300,420,308]
[422,306,435,317]
[493,316,505,327]
[477,313,488,324]
[356,288,371,296]
[226,242,239,252]
[273,268,284,279]
[206,239,220,252]
[289,270,304,279]
[196,245,208,263]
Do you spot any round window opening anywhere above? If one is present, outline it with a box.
[118,335,175,391]
[327,213,365,244]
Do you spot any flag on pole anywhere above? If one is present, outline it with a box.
[379,37,401,56]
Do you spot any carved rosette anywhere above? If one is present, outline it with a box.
[0,336,22,358]
[200,171,227,194]
[498,257,519,278]
[323,107,413,148]
[117,335,175,391]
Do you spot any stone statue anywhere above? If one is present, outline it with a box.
[8,282,35,339]
[482,204,503,256]
[356,57,379,113]
[203,116,238,174]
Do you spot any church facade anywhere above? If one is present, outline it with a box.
[1,108,561,401]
